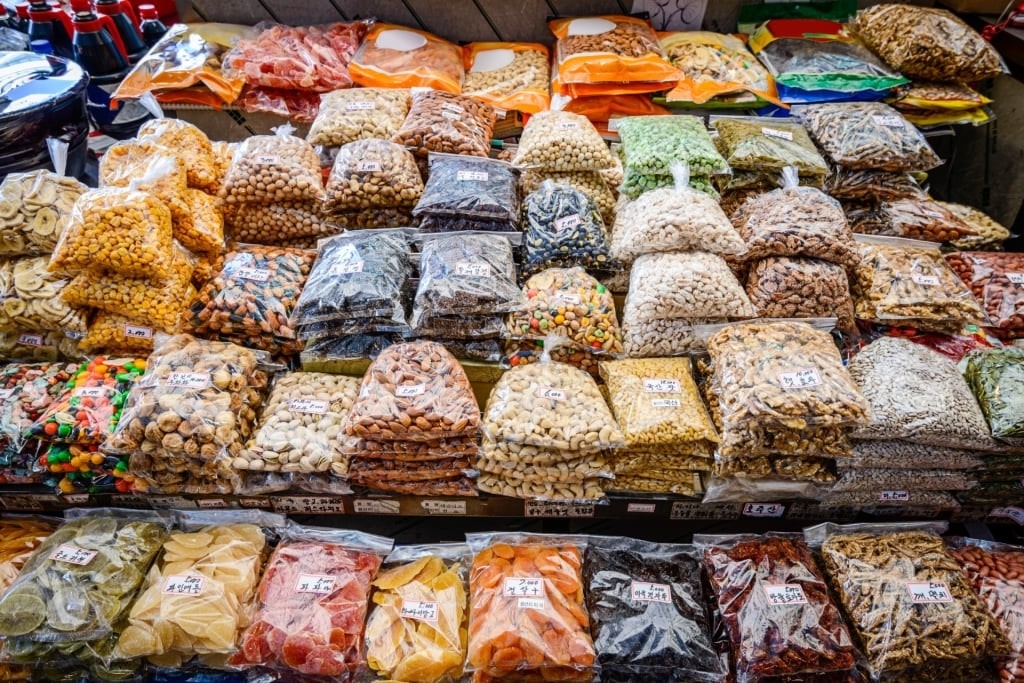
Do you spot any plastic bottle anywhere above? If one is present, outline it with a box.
[14,3,30,32]
[69,0,128,78]
[94,0,145,61]
[26,0,73,59]
[137,3,165,47]
[30,38,53,53]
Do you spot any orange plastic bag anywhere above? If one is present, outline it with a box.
[554,93,669,132]
[466,533,597,682]
[463,42,550,114]
[549,15,680,86]
[350,24,464,93]
[661,31,784,106]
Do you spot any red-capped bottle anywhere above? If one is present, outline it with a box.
[137,4,167,47]
[95,0,146,62]
[69,0,129,78]
[26,0,74,59]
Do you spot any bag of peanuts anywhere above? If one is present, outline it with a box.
[307,88,411,148]
[876,198,977,243]
[219,125,325,205]
[227,200,341,245]
[466,533,598,681]
[549,15,680,86]
[463,42,550,114]
[98,140,189,220]
[522,180,613,275]
[49,186,175,280]
[350,24,463,93]
[512,111,617,172]
[946,251,1024,338]
[413,153,519,231]
[137,118,218,192]
[324,139,423,212]
[392,90,496,159]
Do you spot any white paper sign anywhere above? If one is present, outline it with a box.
[401,600,439,622]
[504,577,543,597]
[643,378,681,393]
[163,574,205,596]
[907,581,953,604]
[50,544,97,566]
[763,583,808,606]
[630,581,671,603]
[779,368,822,390]
[295,574,337,595]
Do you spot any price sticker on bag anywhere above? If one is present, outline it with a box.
[256,155,279,165]
[651,398,681,408]
[456,170,488,181]
[535,386,566,401]
[330,260,364,275]
[504,577,543,597]
[400,600,439,623]
[630,581,671,603]
[289,398,328,414]
[907,581,953,604]
[879,490,910,502]
[643,378,680,393]
[166,372,211,390]
[779,368,822,389]
[74,386,108,398]
[124,324,153,339]
[50,544,97,566]
[764,583,808,606]
[762,127,794,141]
[912,273,940,286]
[163,574,205,596]
[345,101,375,111]
[356,161,381,173]
[554,214,581,232]
[558,121,579,130]
[236,267,271,282]
[396,384,425,397]
[921,208,945,219]
[455,261,491,277]
[16,333,43,347]
[296,574,337,595]
[1007,273,1024,285]
[872,115,904,128]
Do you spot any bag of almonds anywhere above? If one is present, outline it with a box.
[324,139,423,212]
[391,90,496,159]
[219,125,325,205]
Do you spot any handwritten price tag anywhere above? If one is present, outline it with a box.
[330,260,364,275]
[907,581,953,604]
[535,386,566,401]
[421,500,466,515]
[166,372,210,390]
[400,600,439,623]
[1007,273,1024,285]
[762,127,794,141]
[456,170,488,181]
[124,324,153,339]
[764,583,808,606]
[504,577,543,597]
[163,574,205,596]
[912,273,940,286]
[742,503,785,518]
[990,507,1024,525]
[356,160,381,173]
[779,368,822,389]
[16,333,43,347]
[235,267,271,282]
[455,262,491,277]
[255,155,279,165]
[50,544,97,566]
[296,574,337,595]
[73,386,108,398]
[651,398,681,408]
[554,214,581,232]
[289,398,328,415]
[879,490,910,502]
[396,384,425,398]
[643,378,681,393]
[872,115,904,128]
[630,581,671,603]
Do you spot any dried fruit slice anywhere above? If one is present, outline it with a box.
[0,590,45,636]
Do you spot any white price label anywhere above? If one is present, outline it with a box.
[525,500,594,517]
[742,503,786,518]
[396,384,425,397]
[235,267,271,281]
[331,260,364,275]
[872,115,904,128]
[627,502,656,513]
[345,101,375,111]
[16,333,43,347]
[907,581,954,604]
[353,499,400,514]
[197,498,227,509]
[879,490,910,502]
[518,598,547,609]
[441,110,461,121]
[73,386,108,398]
[763,583,808,606]
[166,372,210,390]
[643,378,681,393]
[441,103,464,115]
[556,292,581,306]
[256,155,279,164]
[163,574,205,596]
[50,543,97,566]
[124,324,153,339]
[1007,273,1024,285]
[0,389,12,401]
[63,493,89,505]
[504,577,543,597]
[271,496,345,514]
[455,261,491,277]
[536,386,567,401]
[779,368,822,390]
[400,600,439,622]
[296,574,337,595]
[762,127,794,141]
[554,214,581,232]
[921,209,945,219]
[990,506,1024,525]
[356,160,381,172]
[651,398,682,408]
[289,398,328,414]
[630,581,671,603]
[421,500,467,515]
[912,273,940,286]
[558,121,579,130]
[456,170,489,181]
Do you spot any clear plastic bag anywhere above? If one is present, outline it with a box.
[109,335,270,495]
[625,252,754,324]
[50,187,174,279]
[350,24,464,93]
[433,338,502,362]
[307,88,410,148]
[522,180,612,274]
[621,317,719,358]
[745,257,856,331]
[550,15,679,86]
[712,117,828,182]
[520,170,615,225]
[850,5,1004,82]
[599,357,718,450]
[798,102,942,172]
[186,245,317,355]
[852,235,987,333]
[325,139,423,212]
[961,348,1024,440]
[831,468,974,492]
[730,168,858,269]
[463,42,550,114]
[414,233,521,317]
[466,533,597,681]
[584,538,725,682]
[945,251,1024,339]
[713,454,835,483]
[230,526,392,678]
[512,111,617,172]
[227,200,340,244]
[0,515,57,682]
[0,510,169,670]
[662,31,779,106]
[98,140,189,221]
[137,118,217,192]
[80,313,158,356]
[300,334,398,366]
[0,170,86,257]
[392,90,496,159]
[697,534,860,683]
[848,440,984,470]
[0,256,85,335]
[344,341,480,442]
[812,523,1011,680]
[848,336,994,448]
[219,130,325,205]
[825,168,925,202]
[604,473,703,496]
[944,202,1012,251]
[328,207,417,230]
[0,330,80,363]
[877,198,976,242]
[0,363,74,479]
[414,153,518,226]
[475,450,611,484]
[174,189,224,256]
[701,475,827,503]
[617,115,728,180]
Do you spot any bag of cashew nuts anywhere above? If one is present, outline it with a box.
[809,522,1012,682]
[219,125,325,205]
[0,171,87,258]
[307,88,411,148]
[624,252,755,325]
[324,139,423,213]
[107,334,271,495]
[945,251,1024,339]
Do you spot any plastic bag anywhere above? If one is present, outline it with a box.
[584,537,725,682]
[98,140,189,221]
[227,200,340,245]
[325,139,422,212]
[798,102,942,172]
[350,24,463,93]
[520,170,615,225]
[172,189,224,256]
[713,117,828,184]
[661,31,780,106]
[327,207,417,230]
[476,449,611,484]
[138,118,217,192]
[50,187,174,279]
[114,511,283,665]
[961,348,1024,440]
[0,510,169,670]
[291,231,411,333]
[850,5,1004,82]
[307,88,410,147]
[392,90,496,159]
[550,15,679,85]
[698,534,859,683]
[618,115,729,185]
[852,235,987,333]
[344,341,480,442]
[831,467,974,492]
[625,252,755,324]
[745,256,856,331]
[0,256,85,335]
[413,153,518,228]
[219,130,325,205]
[522,180,612,274]
[944,202,1012,251]
[434,338,502,362]
[414,233,521,317]
[891,82,991,112]
[0,516,56,680]
[0,330,80,363]
[109,335,270,495]
[622,316,718,359]
[848,337,994,449]
[0,170,86,257]
[825,168,924,202]
[848,440,984,470]
[0,363,74,482]
[80,313,159,356]
[876,198,976,242]
[713,454,835,482]
[511,110,616,172]
[701,475,827,503]
[730,169,858,269]
[812,523,1011,681]
[463,42,549,114]
[223,21,368,92]
[603,472,704,497]
[466,533,597,681]
[946,251,1024,339]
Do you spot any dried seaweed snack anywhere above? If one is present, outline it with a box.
[219,131,325,204]
[522,181,612,275]
[415,233,521,316]
[877,199,976,243]
[324,139,423,212]
[945,251,1024,339]
[392,90,496,159]
[799,103,942,172]
[699,534,859,683]
[512,110,617,172]
[584,538,725,682]
[0,171,87,258]
[850,4,1004,82]
[414,153,518,227]
[307,88,411,147]
[961,348,1024,440]
[712,117,828,182]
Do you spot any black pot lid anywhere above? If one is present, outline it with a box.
[0,51,87,121]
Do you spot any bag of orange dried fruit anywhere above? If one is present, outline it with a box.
[465,533,597,682]
[365,543,469,682]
